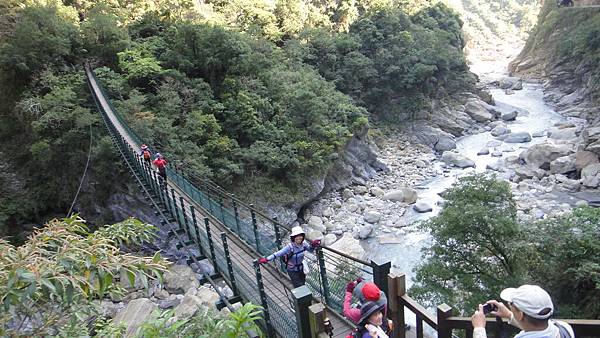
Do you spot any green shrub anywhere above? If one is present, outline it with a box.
[0,216,169,336]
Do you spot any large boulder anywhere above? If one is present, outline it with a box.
[575,151,599,171]
[435,137,457,152]
[329,233,365,260]
[491,124,511,137]
[581,163,600,188]
[413,201,433,213]
[497,77,522,90]
[114,298,157,337]
[408,123,457,151]
[550,155,576,174]
[174,287,219,320]
[382,188,418,204]
[501,111,518,121]
[504,132,532,143]
[323,234,337,246]
[306,229,324,241]
[441,151,476,168]
[548,127,577,140]
[363,210,382,224]
[520,142,572,170]
[583,126,600,155]
[307,216,326,233]
[164,265,199,294]
[465,99,494,122]
[356,224,374,239]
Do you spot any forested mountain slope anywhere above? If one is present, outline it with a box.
[445,0,539,60]
[510,1,600,109]
[0,0,474,238]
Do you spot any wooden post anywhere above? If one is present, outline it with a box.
[309,302,329,338]
[292,285,313,338]
[371,259,392,297]
[388,273,406,338]
[437,304,453,338]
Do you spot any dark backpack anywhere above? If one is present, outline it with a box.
[280,244,306,269]
[143,150,151,160]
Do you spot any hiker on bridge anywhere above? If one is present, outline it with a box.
[258,226,320,288]
[344,279,393,335]
[140,144,151,165]
[471,284,575,338]
[153,153,168,184]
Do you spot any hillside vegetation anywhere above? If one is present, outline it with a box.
[510,1,600,104]
[445,0,539,60]
[0,0,474,236]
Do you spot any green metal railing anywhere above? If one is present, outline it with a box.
[86,66,391,337]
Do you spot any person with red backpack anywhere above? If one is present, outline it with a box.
[258,226,320,288]
[153,153,168,184]
[140,144,151,164]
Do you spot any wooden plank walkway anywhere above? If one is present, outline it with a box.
[86,67,355,338]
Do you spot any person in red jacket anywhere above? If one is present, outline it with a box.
[153,153,168,184]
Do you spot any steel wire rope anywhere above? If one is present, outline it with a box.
[67,123,93,217]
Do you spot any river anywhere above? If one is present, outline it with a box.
[362,59,569,286]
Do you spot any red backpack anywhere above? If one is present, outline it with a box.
[143,150,151,160]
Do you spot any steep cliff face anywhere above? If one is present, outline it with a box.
[510,1,600,112]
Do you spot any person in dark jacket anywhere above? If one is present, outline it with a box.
[355,300,388,338]
[258,226,320,288]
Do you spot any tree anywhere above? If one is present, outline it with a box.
[0,216,169,336]
[526,207,600,319]
[81,4,130,66]
[410,174,524,314]
[0,2,80,85]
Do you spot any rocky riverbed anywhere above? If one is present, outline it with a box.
[299,59,600,283]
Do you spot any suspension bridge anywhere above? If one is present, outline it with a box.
[85,65,600,338]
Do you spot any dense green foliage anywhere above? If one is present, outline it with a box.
[411,174,600,319]
[0,216,169,336]
[120,303,264,338]
[410,174,524,312]
[0,0,472,236]
[514,1,600,102]
[293,3,473,119]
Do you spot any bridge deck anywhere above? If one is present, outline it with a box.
[87,68,356,337]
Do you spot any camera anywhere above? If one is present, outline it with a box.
[482,303,498,315]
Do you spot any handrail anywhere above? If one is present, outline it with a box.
[387,273,600,338]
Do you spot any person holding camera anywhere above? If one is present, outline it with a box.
[471,285,575,338]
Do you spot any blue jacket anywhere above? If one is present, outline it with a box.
[267,242,314,272]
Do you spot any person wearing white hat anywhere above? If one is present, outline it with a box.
[471,284,575,338]
[258,226,321,288]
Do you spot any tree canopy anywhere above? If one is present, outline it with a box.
[0,0,472,236]
[411,173,600,319]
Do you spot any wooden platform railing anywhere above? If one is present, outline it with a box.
[387,273,600,338]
